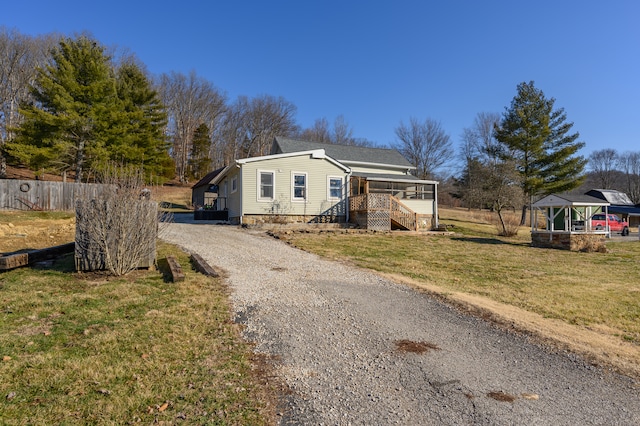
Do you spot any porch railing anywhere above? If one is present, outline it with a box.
[349,193,417,231]
[390,196,417,231]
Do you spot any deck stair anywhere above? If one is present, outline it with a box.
[389,196,417,230]
[349,193,418,231]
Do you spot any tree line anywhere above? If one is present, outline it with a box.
[3,29,606,228]
[0,29,375,184]
[587,149,640,204]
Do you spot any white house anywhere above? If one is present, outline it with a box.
[202,137,439,230]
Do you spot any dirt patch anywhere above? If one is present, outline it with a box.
[487,391,517,402]
[394,339,440,354]
[0,216,75,253]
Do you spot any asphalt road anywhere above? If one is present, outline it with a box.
[162,220,640,425]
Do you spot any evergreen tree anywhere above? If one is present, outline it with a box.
[494,81,586,224]
[6,36,116,181]
[6,36,174,182]
[189,123,211,180]
[111,61,173,180]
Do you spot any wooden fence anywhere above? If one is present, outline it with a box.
[0,179,112,211]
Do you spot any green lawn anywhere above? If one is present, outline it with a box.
[0,243,275,425]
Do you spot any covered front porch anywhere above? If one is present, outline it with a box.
[348,174,438,231]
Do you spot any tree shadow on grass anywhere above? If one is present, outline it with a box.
[451,236,530,247]
[31,252,76,273]
[156,256,174,283]
[159,201,192,211]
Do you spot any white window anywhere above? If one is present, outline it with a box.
[328,176,343,200]
[258,170,275,201]
[231,176,237,193]
[292,172,307,201]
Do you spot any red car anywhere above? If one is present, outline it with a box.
[591,214,630,236]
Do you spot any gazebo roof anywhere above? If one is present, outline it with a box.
[533,193,609,208]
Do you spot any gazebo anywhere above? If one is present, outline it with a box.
[531,193,610,251]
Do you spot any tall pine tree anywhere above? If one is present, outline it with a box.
[6,36,174,182]
[188,123,212,180]
[6,36,116,181]
[494,81,586,224]
[111,61,174,180]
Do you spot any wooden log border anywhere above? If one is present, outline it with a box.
[190,253,220,278]
[0,242,75,271]
[166,255,185,282]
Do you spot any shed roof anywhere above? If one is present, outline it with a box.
[533,193,610,208]
[272,137,414,170]
[191,166,227,189]
[585,189,634,206]
[608,205,640,217]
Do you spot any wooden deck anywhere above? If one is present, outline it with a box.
[349,193,417,231]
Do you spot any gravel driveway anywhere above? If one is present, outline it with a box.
[162,219,640,425]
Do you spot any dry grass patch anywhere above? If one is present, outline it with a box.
[0,243,275,425]
[150,184,193,212]
[0,211,75,253]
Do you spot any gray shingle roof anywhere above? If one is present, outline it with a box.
[191,166,226,189]
[273,137,414,169]
[534,193,609,207]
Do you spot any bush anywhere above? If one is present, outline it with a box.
[75,165,171,276]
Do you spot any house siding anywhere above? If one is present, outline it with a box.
[402,199,435,215]
[348,165,409,175]
[239,153,349,222]
[216,168,242,221]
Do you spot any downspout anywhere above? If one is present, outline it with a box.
[239,167,243,225]
[434,183,439,229]
[345,172,350,224]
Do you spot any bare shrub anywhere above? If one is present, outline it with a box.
[75,164,172,276]
[495,211,521,237]
[478,210,521,237]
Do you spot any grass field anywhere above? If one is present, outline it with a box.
[2,194,638,423]
[0,243,276,425]
[277,207,640,377]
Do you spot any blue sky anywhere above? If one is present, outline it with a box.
[3,1,639,168]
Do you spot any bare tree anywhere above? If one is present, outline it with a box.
[458,112,502,208]
[486,160,525,236]
[394,117,454,179]
[228,94,298,158]
[589,149,619,189]
[618,151,640,204]
[298,117,332,143]
[158,70,226,183]
[216,101,246,167]
[296,115,372,147]
[0,28,58,177]
[461,112,502,165]
[332,115,354,145]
